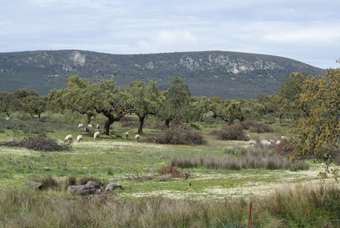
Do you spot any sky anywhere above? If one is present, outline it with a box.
[1,0,339,69]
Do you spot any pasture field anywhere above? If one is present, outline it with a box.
[0,116,339,227]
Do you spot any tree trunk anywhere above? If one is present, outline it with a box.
[103,116,115,135]
[38,112,41,118]
[165,119,170,128]
[86,113,92,124]
[138,115,145,135]
[278,114,282,125]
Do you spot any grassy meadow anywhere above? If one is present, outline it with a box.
[0,113,339,227]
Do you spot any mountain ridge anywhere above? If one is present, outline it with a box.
[0,50,322,99]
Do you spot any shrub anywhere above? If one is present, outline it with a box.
[240,121,274,133]
[209,130,219,135]
[259,124,274,132]
[120,121,137,128]
[274,139,295,156]
[216,125,247,141]
[0,134,72,152]
[153,121,168,130]
[144,124,207,145]
[240,120,256,130]
[119,116,133,122]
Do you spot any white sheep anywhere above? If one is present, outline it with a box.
[125,132,129,139]
[88,124,93,128]
[269,139,275,144]
[260,139,271,146]
[64,135,73,143]
[281,136,288,141]
[94,132,100,140]
[248,140,257,146]
[276,140,281,145]
[96,124,100,129]
[135,134,140,142]
[78,123,84,128]
[5,117,9,121]
[76,135,83,142]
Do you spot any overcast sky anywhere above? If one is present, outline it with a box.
[1,0,339,69]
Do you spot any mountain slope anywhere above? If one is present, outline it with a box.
[0,50,322,99]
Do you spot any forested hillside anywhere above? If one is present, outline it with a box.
[0,50,322,99]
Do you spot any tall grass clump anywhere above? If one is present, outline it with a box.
[0,183,339,227]
[28,175,61,190]
[172,153,309,171]
[171,156,199,168]
[203,154,309,170]
[261,183,340,227]
[171,144,310,170]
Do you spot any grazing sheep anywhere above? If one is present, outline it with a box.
[125,132,129,139]
[105,183,125,191]
[64,135,73,143]
[260,139,271,146]
[269,139,275,144]
[276,140,281,145]
[94,132,100,140]
[76,135,83,142]
[78,123,84,128]
[135,134,140,142]
[5,117,9,120]
[281,136,288,140]
[96,124,100,129]
[249,140,257,146]
[88,124,93,128]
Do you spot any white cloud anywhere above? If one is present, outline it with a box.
[28,0,122,8]
[137,30,197,53]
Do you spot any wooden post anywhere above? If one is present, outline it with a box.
[248,202,252,228]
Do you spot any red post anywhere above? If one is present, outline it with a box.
[248,202,252,228]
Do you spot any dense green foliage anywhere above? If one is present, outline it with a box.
[289,69,340,162]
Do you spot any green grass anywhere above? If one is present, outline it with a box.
[0,122,326,196]
[0,116,339,227]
